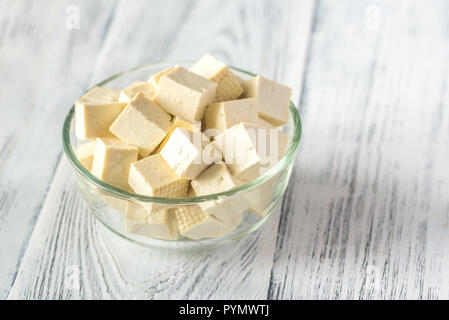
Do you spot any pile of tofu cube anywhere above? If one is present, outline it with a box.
[75,54,292,240]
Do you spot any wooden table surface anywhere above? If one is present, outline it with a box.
[1,0,448,300]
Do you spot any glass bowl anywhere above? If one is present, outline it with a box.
[62,62,302,248]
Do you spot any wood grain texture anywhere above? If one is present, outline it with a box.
[6,0,315,299]
[268,0,449,299]
[4,0,448,300]
[0,0,119,299]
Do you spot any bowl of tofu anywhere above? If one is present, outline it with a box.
[62,55,302,248]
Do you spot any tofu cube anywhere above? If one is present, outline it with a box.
[174,205,232,240]
[91,138,139,191]
[125,201,149,222]
[241,76,292,126]
[119,81,156,103]
[241,130,289,216]
[75,86,126,139]
[161,128,222,180]
[128,154,189,212]
[148,66,176,87]
[190,54,243,102]
[191,164,249,224]
[125,202,179,240]
[259,130,289,175]
[76,140,96,171]
[154,116,200,154]
[154,66,217,121]
[204,98,258,133]
[214,123,261,180]
[215,122,289,180]
[214,72,244,102]
[102,195,130,214]
[244,173,282,216]
[254,116,275,129]
[234,75,245,84]
[110,93,172,157]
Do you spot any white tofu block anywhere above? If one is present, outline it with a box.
[161,128,222,180]
[125,202,179,240]
[154,116,200,154]
[76,140,96,171]
[191,164,249,224]
[254,116,275,129]
[75,86,126,139]
[174,205,231,239]
[214,123,261,180]
[91,138,138,191]
[148,66,176,87]
[278,130,290,155]
[245,153,290,216]
[278,130,290,157]
[154,66,217,121]
[190,54,243,102]
[215,122,289,180]
[234,75,245,84]
[128,154,189,212]
[245,175,279,216]
[102,195,130,214]
[110,93,172,157]
[125,201,149,222]
[259,130,289,175]
[190,165,239,197]
[214,72,244,102]
[204,98,258,133]
[241,130,289,216]
[119,81,156,103]
[241,76,292,126]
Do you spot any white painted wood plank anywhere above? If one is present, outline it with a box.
[0,0,119,298]
[268,0,449,299]
[7,0,314,299]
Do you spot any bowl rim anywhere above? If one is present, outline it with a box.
[62,61,302,204]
